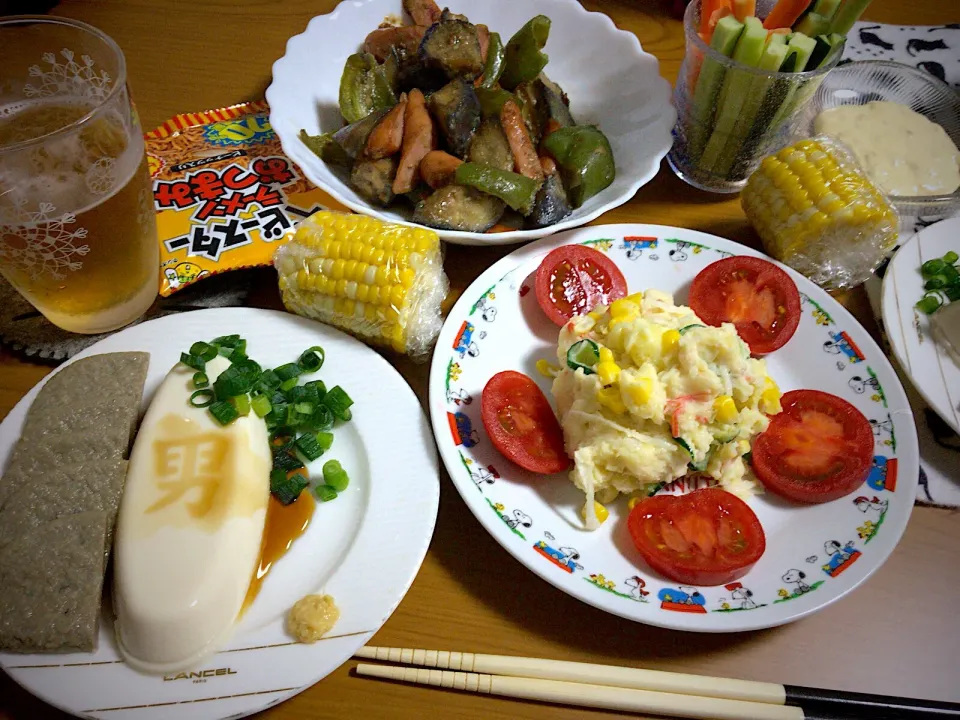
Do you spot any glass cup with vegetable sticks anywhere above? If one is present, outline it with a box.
[0,16,158,334]
[667,0,871,193]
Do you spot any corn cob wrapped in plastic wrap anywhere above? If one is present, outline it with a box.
[742,137,899,290]
[274,211,448,359]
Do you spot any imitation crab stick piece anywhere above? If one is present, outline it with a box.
[500,99,544,182]
[762,0,812,29]
[419,150,463,188]
[732,0,756,20]
[363,94,407,160]
[393,89,437,194]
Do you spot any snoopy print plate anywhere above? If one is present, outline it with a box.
[428,224,919,632]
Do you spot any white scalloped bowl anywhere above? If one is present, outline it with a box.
[266,0,675,245]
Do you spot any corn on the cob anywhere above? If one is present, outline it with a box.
[274,211,448,357]
[742,137,899,290]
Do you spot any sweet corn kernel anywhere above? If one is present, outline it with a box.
[597,361,621,385]
[661,329,680,355]
[626,377,653,406]
[581,501,609,525]
[626,292,643,305]
[598,347,614,364]
[609,299,638,324]
[596,387,626,414]
[714,395,738,424]
[275,211,445,356]
[536,359,560,378]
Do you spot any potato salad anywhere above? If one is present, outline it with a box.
[551,290,782,529]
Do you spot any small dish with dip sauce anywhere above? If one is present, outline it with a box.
[801,60,960,221]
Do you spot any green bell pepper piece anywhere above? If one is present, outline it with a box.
[541,125,615,207]
[480,31,505,89]
[500,15,550,90]
[298,129,352,168]
[454,162,540,215]
[475,86,517,117]
[338,52,397,124]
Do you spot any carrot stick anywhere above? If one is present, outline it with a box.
[392,89,437,194]
[500,100,544,182]
[539,156,557,176]
[732,0,756,21]
[363,94,407,160]
[767,26,792,35]
[419,150,463,188]
[706,5,734,36]
[700,0,732,35]
[762,0,811,29]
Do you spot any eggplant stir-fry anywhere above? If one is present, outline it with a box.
[300,0,615,232]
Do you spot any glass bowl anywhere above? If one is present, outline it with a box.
[798,61,960,219]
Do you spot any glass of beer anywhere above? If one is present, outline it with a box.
[0,16,158,333]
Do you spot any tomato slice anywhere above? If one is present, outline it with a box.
[481,371,569,474]
[627,487,765,586]
[535,245,628,327]
[751,389,874,503]
[688,256,801,354]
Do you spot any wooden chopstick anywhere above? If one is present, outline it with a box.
[354,663,804,720]
[355,646,960,718]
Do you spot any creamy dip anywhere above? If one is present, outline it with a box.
[814,101,960,197]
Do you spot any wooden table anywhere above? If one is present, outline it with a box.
[2,1,958,718]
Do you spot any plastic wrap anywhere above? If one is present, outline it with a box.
[274,211,448,360]
[742,136,899,290]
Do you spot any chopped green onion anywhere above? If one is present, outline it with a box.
[270,468,309,505]
[294,401,314,415]
[297,346,325,373]
[193,371,209,389]
[217,345,235,359]
[214,361,260,398]
[322,386,354,421]
[252,394,272,417]
[316,431,334,452]
[280,377,298,392]
[274,363,301,382]
[322,459,350,492]
[189,341,218,362]
[287,383,319,405]
[305,379,327,401]
[295,433,324,462]
[213,334,242,348]
[230,393,251,416]
[926,276,948,291]
[190,389,215,408]
[315,484,338,502]
[180,352,206,372]
[272,446,304,472]
[309,405,335,432]
[566,339,599,374]
[257,369,282,392]
[916,294,943,315]
[944,251,959,265]
[921,259,947,276]
[209,399,240,425]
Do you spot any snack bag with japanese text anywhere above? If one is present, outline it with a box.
[146,100,351,295]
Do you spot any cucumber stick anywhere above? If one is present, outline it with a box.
[710,35,789,175]
[812,0,841,19]
[796,12,830,36]
[698,17,770,172]
[830,0,874,35]
[768,33,821,131]
[687,15,744,160]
